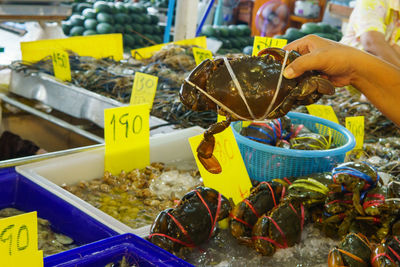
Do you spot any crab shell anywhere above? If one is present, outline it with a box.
[149,187,232,254]
[179,48,335,121]
[328,232,372,267]
[252,201,303,256]
[230,181,285,243]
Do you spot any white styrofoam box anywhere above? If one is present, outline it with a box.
[16,126,204,237]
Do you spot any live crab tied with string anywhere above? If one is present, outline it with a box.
[148,187,232,256]
[180,47,335,174]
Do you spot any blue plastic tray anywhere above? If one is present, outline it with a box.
[0,167,118,251]
[44,233,194,267]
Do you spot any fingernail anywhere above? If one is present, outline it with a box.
[283,67,294,79]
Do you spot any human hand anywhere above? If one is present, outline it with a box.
[283,35,361,87]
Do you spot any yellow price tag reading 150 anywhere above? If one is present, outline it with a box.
[192,47,213,65]
[130,72,158,109]
[252,36,288,56]
[0,212,43,267]
[104,104,150,175]
[52,50,71,82]
[306,104,339,124]
[345,116,364,150]
[189,127,252,204]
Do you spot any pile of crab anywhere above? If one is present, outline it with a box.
[240,115,335,150]
[149,161,400,266]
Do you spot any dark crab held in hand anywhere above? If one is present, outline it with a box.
[180,47,335,173]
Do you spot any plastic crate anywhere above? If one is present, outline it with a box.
[16,127,204,236]
[0,167,118,253]
[232,112,356,181]
[44,233,194,267]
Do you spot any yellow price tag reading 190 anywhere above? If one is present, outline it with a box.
[306,104,339,124]
[345,116,364,150]
[189,127,252,204]
[252,36,288,56]
[130,72,158,109]
[192,47,213,65]
[104,104,150,175]
[0,212,43,267]
[52,50,71,82]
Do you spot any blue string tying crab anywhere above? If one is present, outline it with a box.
[330,162,382,216]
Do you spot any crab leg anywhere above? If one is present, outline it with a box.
[222,57,256,120]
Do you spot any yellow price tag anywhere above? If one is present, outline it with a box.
[217,114,226,122]
[252,36,288,56]
[21,34,123,63]
[130,72,158,108]
[52,50,71,82]
[0,212,43,267]
[192,47,213,65]
[345,116,364,150]
[189,127,252,204]
[104,104,150,175]
[306,104,339,124]
[131,36,207,59]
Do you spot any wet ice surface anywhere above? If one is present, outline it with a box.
[185,224,338,267]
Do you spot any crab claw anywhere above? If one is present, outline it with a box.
[328,247,345,267]
[197,136,222,174]
[297,76,335,97]
[197,120,231,174]
[371,242,396,267]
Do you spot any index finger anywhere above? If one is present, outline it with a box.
[283,37,313,55]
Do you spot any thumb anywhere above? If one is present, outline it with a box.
[283,53,318,79]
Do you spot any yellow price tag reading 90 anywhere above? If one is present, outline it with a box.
[192,47,213,65]
[130,72,158,109]
[52,50,71,82]
[1,222,30,256]
[0,212,43,267]
[104,104,150,175]
[252,36,288,56]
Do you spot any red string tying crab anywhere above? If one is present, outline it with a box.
[180,47,335,174]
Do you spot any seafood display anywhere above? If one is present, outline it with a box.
[145,161,400,266]
[62,162,202,229]
[295,87,400,179]
[180,47,335,173]
[0,208,77,257]
[7,31,400,266]
[10,45,216,129]
[239,116,335,150]
[149,186,232,256]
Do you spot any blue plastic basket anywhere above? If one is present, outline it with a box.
[44,233,194,267]
[231,112,356,181]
